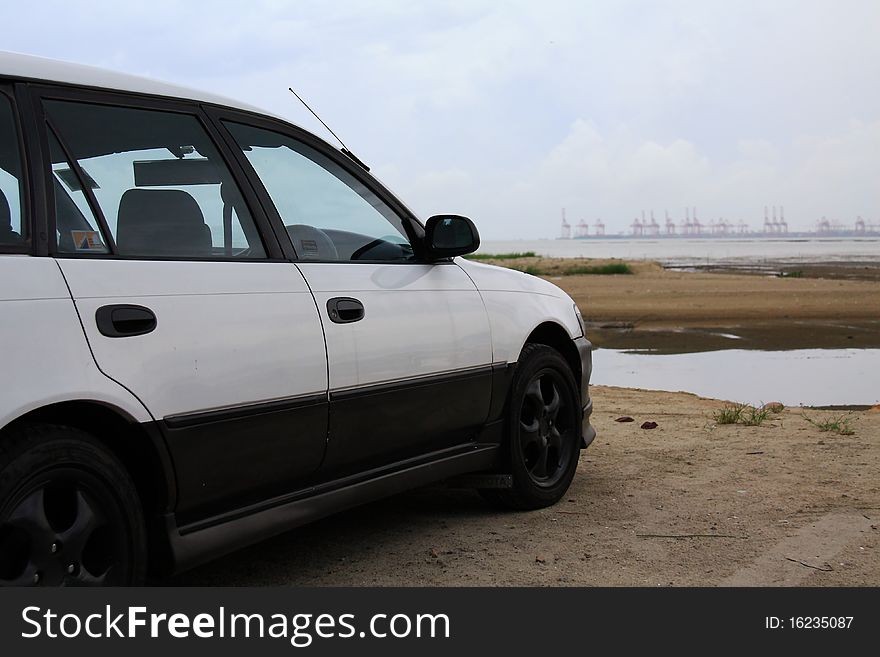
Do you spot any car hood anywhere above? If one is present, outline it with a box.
[454,258,572,300]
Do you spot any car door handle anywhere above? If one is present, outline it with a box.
[327,297,365,324]
[95,304,157,337]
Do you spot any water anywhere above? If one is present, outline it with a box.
[592,348,880,407]
[478,237,879,404]
[477,237,880,404]
[479,237,880,267]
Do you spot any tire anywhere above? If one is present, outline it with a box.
[482,343,582,510]
[0,424,146,586]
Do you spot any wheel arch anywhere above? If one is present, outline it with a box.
[0,400,177,522]
[522,321,583,390]
[483,320,582,444]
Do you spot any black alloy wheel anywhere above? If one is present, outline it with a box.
[0,425,146,586]
[517,369,575,488]
[482,343,582,510]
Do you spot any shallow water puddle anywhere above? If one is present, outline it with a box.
[592,348,880,407]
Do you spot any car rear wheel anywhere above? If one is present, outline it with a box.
[0,424,146,586]
[482,343,581,510]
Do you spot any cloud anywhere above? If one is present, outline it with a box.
[3,1,880,235]
[396,115,880,238]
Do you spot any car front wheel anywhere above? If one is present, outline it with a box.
[483,343,582,510]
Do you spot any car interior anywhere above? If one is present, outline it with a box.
[0,121,23,246]
[0,189,19,245]
[21,98,418,261]
[44,100,265,259]
[226,121,416,263]
[286,224,414,261]
[116,188,212,257]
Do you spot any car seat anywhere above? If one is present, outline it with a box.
[116,189,212,257]
[286,224,339,260]
[0,188,21,244]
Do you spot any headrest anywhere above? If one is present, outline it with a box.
[0,189,19,243]
[286,224,338,260]
[116,188,212,257]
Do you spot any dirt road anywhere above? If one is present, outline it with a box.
[173,386,880,586]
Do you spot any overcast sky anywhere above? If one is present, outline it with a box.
[5,0,880,237]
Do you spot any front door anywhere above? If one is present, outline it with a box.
[222,119,494,475]
[37,92,329,521]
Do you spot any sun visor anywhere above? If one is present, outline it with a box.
[133,158,221,186]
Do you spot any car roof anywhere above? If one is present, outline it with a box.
[0,50,285,120]
[0,51,406,214]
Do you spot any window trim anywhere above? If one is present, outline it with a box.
[0,83,33,255]
[45,119,118,254]
[27,83,286,262]
[203,105,431,265]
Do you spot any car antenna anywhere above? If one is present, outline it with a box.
[288,87,370,171]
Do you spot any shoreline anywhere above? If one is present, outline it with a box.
[665,259,880,282]
[470,256,880,351]
[476,237,880,271]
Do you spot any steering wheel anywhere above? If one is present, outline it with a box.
[350,238,388,261]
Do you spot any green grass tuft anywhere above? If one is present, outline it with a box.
[803,413,856,436]
[713,403,746,425]
[562,263,634,276]
[741,405,771,426]
[713,403,771,426]
[464,255,633,276]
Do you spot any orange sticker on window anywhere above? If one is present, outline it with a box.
[71,230,105,251]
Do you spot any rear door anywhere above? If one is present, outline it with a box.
[34,88,329,522]
[217,115,494,476]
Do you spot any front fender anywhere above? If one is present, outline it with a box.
[456,259,581,364]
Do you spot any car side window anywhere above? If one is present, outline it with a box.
[225,121,414,262]
[44,100,266,259]
[0,92,26,247]
[47,128,109,254]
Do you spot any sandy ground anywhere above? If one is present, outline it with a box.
[475,257,880,351]
[567,265,880,326]
[481,257,880,326]
[174,386,880,587]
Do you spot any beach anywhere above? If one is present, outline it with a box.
[473,256,880,352]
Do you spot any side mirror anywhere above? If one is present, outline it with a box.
[424,214,480,260]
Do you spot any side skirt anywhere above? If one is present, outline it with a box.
[163,442,501,574]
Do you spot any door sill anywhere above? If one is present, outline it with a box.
[165,443,500,573]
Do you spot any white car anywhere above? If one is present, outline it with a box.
[0,51,595,586]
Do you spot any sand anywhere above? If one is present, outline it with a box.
[475,257,880,351]
[175,386,880,586]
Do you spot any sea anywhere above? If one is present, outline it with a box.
[479,237,880,406]
[478,236,880,268]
